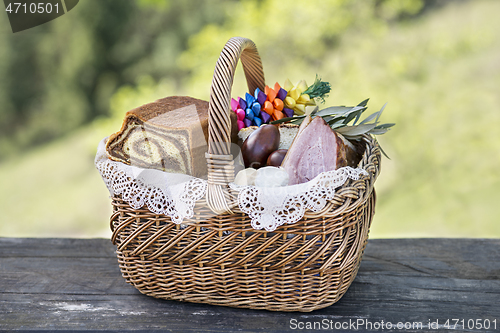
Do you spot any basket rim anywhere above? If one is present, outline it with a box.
[104,133,380,236]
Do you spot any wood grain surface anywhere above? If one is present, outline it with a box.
[0,238,498,332]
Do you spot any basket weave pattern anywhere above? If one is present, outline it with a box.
[110,135,380,312]
[107,37,381,312]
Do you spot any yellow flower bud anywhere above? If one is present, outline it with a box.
[284,96,296,108]
[297,80,308,94]
[305,105,318,116]
[289,87,301,100]
[297,93,310,104]
[295,103,305,113]
[293,107,305,115]
[284,79,294,92]
[306,98,316,106]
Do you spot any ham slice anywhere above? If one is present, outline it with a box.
[281,116,347,185]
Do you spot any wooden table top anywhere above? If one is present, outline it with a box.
[0,238,499,332]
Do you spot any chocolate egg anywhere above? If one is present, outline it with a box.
[266,149,288,167]
[241,124,280,169]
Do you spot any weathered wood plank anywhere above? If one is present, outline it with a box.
[0,237,116,258]
[0,238,499,332]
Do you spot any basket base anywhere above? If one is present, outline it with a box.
[117,252,365,312]
[111,181,376,312]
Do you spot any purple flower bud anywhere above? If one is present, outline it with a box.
[283,108,294,118]
[257,90,267,105]
[243,117,253,128]
[277,88,287,101]
[260,110,271,123]
[239,98,247,110]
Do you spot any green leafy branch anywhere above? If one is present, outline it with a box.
[302,75,331,103]
[270,98,395,158]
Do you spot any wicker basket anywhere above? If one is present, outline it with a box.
[108,37,381,312]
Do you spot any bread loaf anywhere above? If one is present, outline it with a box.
[106,96,238,178]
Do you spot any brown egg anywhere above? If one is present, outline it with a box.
[266,149,288,167]
[241,124,280,169]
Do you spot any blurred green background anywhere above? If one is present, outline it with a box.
[0,0,498,238]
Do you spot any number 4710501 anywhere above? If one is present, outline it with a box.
[444,319,497,330]
[5,2,60,14]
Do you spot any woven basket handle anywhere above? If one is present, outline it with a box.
[206,37,265,214]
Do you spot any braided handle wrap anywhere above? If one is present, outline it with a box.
[206,37,265,215]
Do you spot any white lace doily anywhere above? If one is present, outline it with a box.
[95,137,368,231]
[229,167,368,231]
[95,138,206,223]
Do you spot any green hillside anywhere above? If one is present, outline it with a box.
[0,0,499,238]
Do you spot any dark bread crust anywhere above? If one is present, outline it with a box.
[125,96,211,142]
[105,96,238,175]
